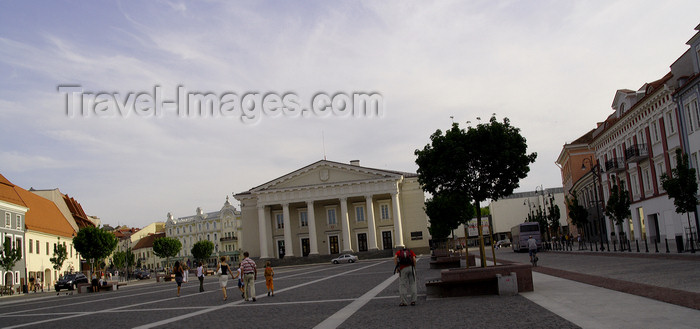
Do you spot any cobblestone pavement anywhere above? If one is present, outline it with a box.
[0,257,577,329]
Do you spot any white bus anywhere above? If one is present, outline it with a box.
[511,222,541,252]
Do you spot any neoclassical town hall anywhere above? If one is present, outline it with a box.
[234,160,430,259]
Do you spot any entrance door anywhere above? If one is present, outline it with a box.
[301,238,310,257]
[277,240,285,259]
[329,236,339,254]
[382,231,393,250]
[357,233,368,252]
[650,214,660,243]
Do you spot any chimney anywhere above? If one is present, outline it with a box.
[350,160,360,166]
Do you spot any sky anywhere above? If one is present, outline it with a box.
[1,1,699,228]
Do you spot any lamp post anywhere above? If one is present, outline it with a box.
[582,157,605,252]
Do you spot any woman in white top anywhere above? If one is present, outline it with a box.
[196,262,205,292]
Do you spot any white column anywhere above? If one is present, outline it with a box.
[282,203,294,257]
[365,194,378,250]
[391,191,405,248]
[257,205,270,258]
[307,200,319,255]
[340,197,352,252]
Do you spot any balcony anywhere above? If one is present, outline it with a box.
[220,236,238,242]
[625,144,648,163]
[604,158,625,173]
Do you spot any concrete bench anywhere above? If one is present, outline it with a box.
[76,283,91,294]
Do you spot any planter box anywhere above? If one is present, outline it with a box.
[426,263,533,297]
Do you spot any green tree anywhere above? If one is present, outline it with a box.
[73,226,118,274]
[0,240,21,287]
[661,148,699,252]
[190,240,215,263]
[604,182,631,247]
[415,116,537,267]
[49,238,68,272]
[567,195,589,231]
[153,237,181,273]
[547,194,561,237]
[424,191,474,245]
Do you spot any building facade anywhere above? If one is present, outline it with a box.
[0,174,28,291]
[164,197,241,265]
[233,160,431,259]
[556,129,596,237]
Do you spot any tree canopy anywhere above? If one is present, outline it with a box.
[0,240,21,278]
[604,182,631,228]
[73,226,118,272]
[153,237,181,271]
[424,192,474,240]
[190,240,215,262]
[567,195,589,229]
[415,116,536,266]
[661,149,699,214]
[50,238,68,272]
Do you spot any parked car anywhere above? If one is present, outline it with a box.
[54,273,88,291]
[496,239,512,248]
[134,269,151,280]
[331,254,358,264]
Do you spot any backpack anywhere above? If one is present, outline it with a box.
[398,249,413,266]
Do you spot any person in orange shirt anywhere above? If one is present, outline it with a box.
[264,261,275,296]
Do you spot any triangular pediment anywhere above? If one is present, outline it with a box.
[251,160,404,192]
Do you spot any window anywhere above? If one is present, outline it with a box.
[327,209,337,225]
[206,223,210,230]
[213,222,217,230]
[16,238,22,259]
[411,231,423,240]
[15,215,21,230]
[189,226,192,233]
[686,104,694,132]
[276,213,284,229]
[355,206,365,222]
[46,242,49,255]
[177,227,180,234]
[29,239,33,253]
[36,240,40,254]
[666,111,676,135]
[651,122,659,143]
[642,169,650,193]
[630,174,639,196]
[299,211,308,227]
[693,100,700,130]
[380,204,390,220]
[4,213,9,227]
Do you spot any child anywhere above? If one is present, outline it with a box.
[237,265,244,298]
[264,261,274,297]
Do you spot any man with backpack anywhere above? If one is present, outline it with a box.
[394,247,417,306]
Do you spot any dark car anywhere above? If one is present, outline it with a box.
[54,273,88,291]
[135,269,151,280]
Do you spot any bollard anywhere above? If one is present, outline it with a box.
[654,239,659,253]
[613,240,617,252]
[665,238,670,253]
[644,238,649,253]
[636,240,640,252]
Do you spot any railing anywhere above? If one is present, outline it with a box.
[625,144,648,163]
[604,158,625,172]
[220,236,237,242]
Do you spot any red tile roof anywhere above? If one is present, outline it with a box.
[0,174,75,237]
[133,232,165,250]
[0,174,27,208]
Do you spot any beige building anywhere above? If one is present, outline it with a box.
[234,160,430,259]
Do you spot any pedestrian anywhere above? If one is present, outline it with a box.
[197,261,205,292]
[183,263,189,284]
[237,264,245,298]
[394,247,417,306]
[527,235,538,266]
[91,273,99,292]
[173,260,184,297]
[264,261,275,296]
[216,256,236,301]
[240,251,257,302]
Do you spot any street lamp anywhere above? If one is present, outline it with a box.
[581,157,605,252]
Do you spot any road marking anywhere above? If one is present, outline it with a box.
[131,261,388,329]
[313,258,420,329]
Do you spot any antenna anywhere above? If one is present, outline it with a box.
[322,130,327,160]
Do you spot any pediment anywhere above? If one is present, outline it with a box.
[251,160,403,192]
